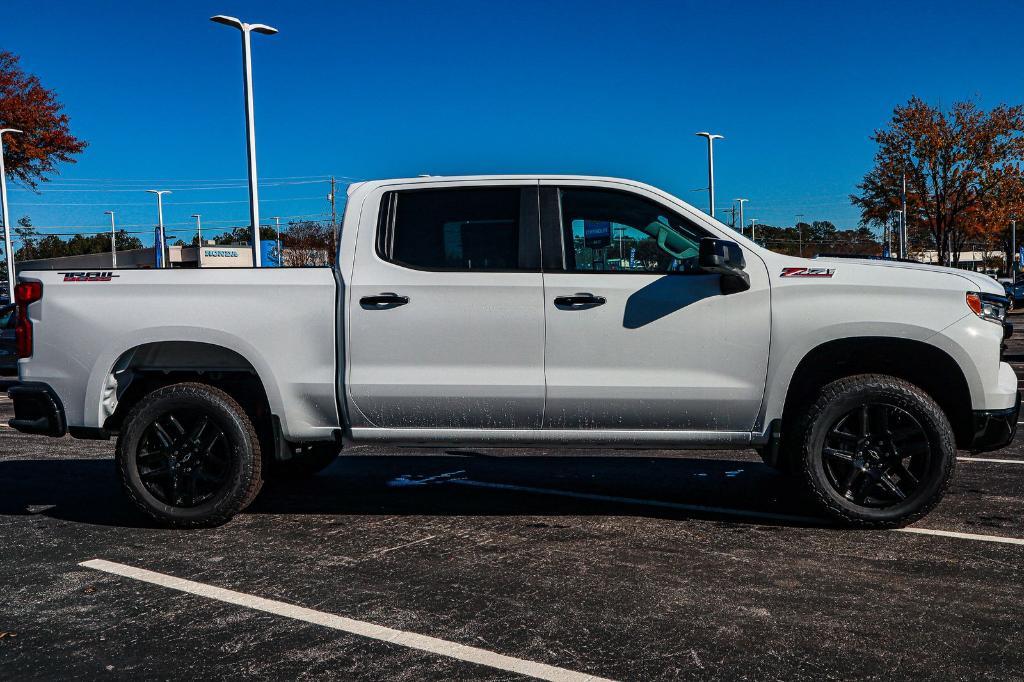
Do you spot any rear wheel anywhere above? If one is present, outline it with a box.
[116,382,263,528]
[796,374,956,528]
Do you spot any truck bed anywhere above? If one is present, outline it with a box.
[17,268,340,441]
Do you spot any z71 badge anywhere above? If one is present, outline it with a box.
[59,271,120,282]
[780,267,835,278]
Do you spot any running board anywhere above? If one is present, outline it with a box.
[348,427,753,449]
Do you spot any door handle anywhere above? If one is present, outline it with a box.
[360,292,409,308]
[553,293,606,308]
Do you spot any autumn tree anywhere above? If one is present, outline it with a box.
[282,221,336,266]
[0,50,87,188]
[851,97,1024,266]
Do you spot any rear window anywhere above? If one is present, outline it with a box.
[379,188,523,271]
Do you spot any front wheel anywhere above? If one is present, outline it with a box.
[796,374,956,528]
[116,382,263,528]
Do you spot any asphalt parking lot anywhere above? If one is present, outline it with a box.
[3,324,1024,681]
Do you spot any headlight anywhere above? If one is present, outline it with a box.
[966,292,1008,324]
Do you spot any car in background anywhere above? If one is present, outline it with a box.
[0,304,16,376]
[1004,280,1024,310]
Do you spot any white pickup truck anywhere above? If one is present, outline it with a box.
[8,175,1020,528]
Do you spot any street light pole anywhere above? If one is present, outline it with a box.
[750,218,758,242]
[795,213,805,257]
[0,128,23,301]
[901,172,908,259]
[191,214,202,246]
[894,210,903,259]
[735,198,748,236]
[1012,219,1017,279]
[104,211,117,268]
[145,190,171,268]
[270,215,281,265]
[211,14,278,267]
[695,132,724,217]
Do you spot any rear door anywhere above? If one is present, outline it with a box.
[347,182,545,429]
[540,181,771,432]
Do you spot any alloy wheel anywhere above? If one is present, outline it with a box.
[136,409,233,507]
[821,402,932,508]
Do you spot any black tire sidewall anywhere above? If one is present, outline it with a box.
[117,384,259,526]
[801,376,955,525]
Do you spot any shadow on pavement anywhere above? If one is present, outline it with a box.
[0,453,827,528]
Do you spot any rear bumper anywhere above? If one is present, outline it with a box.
[969,391,1021,452]
[8,382,66,437]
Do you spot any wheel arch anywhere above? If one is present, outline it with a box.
[778,337,974,448]
[96,339,276,437]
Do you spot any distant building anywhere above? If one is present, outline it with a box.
[914,249,1004,274]
[16,243,275,272]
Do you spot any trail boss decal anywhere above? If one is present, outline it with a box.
[59,271,120,282]
[780,267,835,278]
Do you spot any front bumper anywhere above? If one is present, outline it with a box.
[969,391,1021,452]
[8,382,66,437]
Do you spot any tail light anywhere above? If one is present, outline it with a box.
[14,281,42,359]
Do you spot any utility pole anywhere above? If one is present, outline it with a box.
[211,15,278,267]
[0,128,23,301]
[329,176,337,228]
[191,214,202,246]
[695,132,724,217]
[145,190,171,268]
[750,218,758,242]
[104,211,117,268]
[721,205,738,231]
[795,213,805,257]
[329,176,338,258]
[735,198,748,237]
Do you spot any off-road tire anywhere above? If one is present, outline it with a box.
[116,382,263,528]
[796,374,956,528]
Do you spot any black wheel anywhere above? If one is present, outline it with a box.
[265,442,339,480]
[796,374,956,528]
[117,382,263,528]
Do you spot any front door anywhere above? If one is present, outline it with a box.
[541,182,771,432]
[347,183,546,429]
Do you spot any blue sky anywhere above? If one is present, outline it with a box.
[3,0,1024,245]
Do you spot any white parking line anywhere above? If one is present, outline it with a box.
[80,559,613,682]
[958,456,1024,464]
[450,480,1024,547]
[896,528,1024,546]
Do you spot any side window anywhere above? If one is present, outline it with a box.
[0,307,12,329]
[559,188,707,273]
[379,187,531,271]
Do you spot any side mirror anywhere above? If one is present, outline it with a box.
[699,238,750,294]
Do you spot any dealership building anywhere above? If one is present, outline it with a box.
[16,243,266,272]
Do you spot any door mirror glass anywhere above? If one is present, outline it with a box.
[698,238,750,293]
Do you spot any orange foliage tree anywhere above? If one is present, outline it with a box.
[851,97,1024,266]
[0,50,87,189]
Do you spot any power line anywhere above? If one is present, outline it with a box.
[11,195,333,206]
[6,179,350,193]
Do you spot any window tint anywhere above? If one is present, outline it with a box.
[383,188,523,270]
[559,188,707,273]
